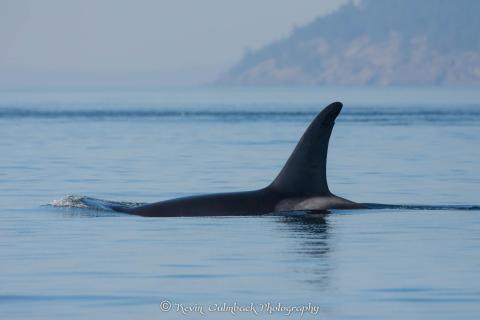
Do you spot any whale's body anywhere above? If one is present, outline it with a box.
[114,102,365,217]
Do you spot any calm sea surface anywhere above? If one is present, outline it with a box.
[1,87,479,319]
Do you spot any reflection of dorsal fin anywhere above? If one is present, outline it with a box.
[269,102,342,196]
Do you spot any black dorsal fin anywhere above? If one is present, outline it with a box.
[269,102,343,196]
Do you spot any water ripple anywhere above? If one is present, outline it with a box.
[1,106,480,124]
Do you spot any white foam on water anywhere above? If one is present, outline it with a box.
[49,195,146,211]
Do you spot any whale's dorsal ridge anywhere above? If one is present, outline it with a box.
[269,102,343,197]
[113,101,359,217]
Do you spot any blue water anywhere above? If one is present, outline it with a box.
[1,87,480,319]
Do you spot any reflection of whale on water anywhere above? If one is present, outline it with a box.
[275,213,330,255]
[274,213,332,287]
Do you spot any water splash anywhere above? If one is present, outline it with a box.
[49,195,146,211]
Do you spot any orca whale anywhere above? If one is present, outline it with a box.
[113,102,365,217]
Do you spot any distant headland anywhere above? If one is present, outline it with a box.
[217,0,480,86]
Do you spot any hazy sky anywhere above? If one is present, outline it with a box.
[0,0,347,88]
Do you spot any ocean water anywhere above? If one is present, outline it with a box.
[1,87,479,319]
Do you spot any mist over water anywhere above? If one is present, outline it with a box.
[1,87,480,319]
